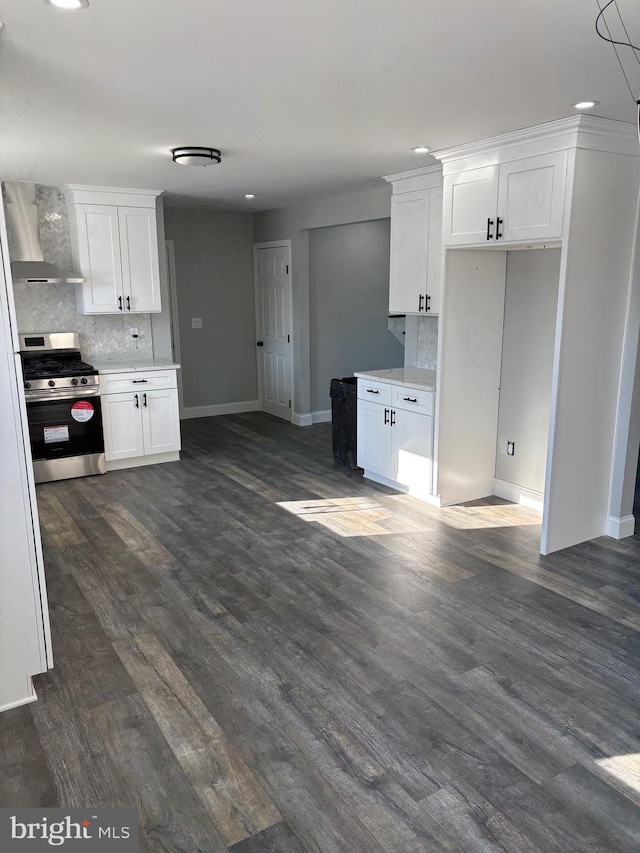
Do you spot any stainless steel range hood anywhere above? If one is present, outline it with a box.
[4,182,85,284]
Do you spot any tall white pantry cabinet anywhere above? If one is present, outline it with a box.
[433,115,640,554]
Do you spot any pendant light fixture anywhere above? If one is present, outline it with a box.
[171,147,222,166]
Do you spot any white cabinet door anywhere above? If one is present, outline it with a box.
[357,399,392,478]
[72,204,123,314]
[443,166,499,246]
[497,151,567,243]
[118,207,162,313]
[141,388,181,456]
[392,408,434,498]
[389,190,429,314]
[102,392,145,461]
[426,186,443,314]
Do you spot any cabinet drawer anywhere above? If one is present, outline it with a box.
[391,385,434,415]
[357,379,392,405]
[100,370,177,394]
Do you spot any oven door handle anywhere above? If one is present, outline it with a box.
[24,387,102,403]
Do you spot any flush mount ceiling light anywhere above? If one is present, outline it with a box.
[413,146,430,154]
[44,0,89,9]
[573,100,600,110]
[244,194,256,199]
[171,147,222,166]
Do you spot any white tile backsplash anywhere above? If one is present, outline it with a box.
[416,315,438,369]
[11,185,153,362]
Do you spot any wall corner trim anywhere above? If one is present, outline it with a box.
[605,514,636,539]
[180,400,259,420]
[292,412,313,427]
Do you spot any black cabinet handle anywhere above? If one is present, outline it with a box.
[496,217,503,240]
[132,379,148,384]
[118,296,123,311]
[134,393,139,409]
[426,294,431,311]
[486,218,494,241]
[418,294,424,312]
[384,408,389,425]
[390,409,396,426]
[126,295,131,310]
[403,396,418,403]
[143,392,147,407]
[366,388,379,394]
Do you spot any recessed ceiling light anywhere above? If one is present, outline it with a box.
[413,146,430,154]
[171,147,222,166]
[574,100,599,110]
[44,0,89,9]
[244,194,256,199]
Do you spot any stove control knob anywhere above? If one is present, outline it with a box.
[24,382,31,390]
[71,378,79,386]
[81,377,88,385]
[48,380,56,387]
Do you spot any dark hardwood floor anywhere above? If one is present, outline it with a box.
[1,413,639,851]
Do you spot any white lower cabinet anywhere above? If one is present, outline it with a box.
[101,369,180,469]
[357,380,434,497]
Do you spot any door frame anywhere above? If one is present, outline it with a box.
[253,240,294,421]
[164,240,184,416]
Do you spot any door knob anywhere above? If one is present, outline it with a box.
[256,341,264,347]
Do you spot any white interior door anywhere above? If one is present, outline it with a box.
[254,242,293,420]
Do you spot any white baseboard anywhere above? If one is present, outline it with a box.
[293,412,313,427]
[493,478,544,511]
[0,676,37,714]
[606,514,636,539]
[106,451,180,471]
[312,409,331,424]
[362,470,440,505]
[180,400,259,420]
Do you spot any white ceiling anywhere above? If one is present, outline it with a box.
[1,0,638,211]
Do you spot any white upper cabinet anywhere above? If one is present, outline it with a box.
[497,152,567,243]
[118,207,162,312]
[442,151,567,247]
[61,185,162,315]
[443,166,499,245]
[385,165,443,315]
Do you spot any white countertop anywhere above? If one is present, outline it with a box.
[92,358,180,374]
[354,367,437,391]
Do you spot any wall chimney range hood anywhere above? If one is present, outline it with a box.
[4,182,85,284]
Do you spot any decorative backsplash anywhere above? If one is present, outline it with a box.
[10,185,153,362]
[416,315,438,369]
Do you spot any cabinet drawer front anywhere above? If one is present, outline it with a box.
[357,379,392,405]
[100,370,177,394]
[391,385,434,415]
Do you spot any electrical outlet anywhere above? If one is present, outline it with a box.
[191,317,202,329]
[506,440,515,456]
[129,327,139,339]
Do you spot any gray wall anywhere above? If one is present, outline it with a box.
[254,184,392,415]
[309,219,403,412]
[495,248,560,493]
[163,207,256,410]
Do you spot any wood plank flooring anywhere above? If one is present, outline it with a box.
[1,412,639,851]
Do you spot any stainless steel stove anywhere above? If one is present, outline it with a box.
[20,333,106,483]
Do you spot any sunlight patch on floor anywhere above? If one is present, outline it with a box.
[277,494,540,537]
[595,753,640,795]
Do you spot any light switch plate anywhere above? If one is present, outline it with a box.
[191,317,202,329]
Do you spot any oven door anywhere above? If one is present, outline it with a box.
[25,388,106,482]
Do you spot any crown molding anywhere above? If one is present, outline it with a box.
[432,115,638,164]
[383,163,443,184]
